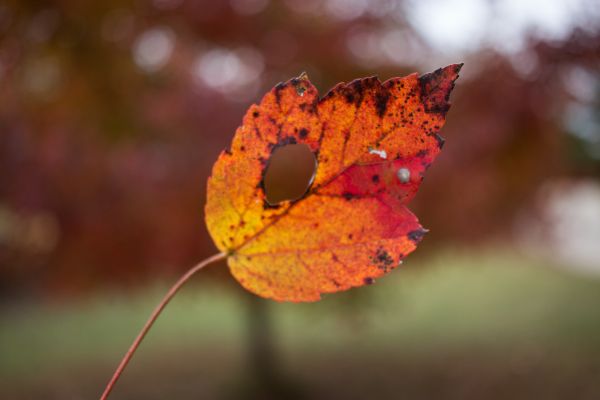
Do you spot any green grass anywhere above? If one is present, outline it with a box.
[2,247,600,398]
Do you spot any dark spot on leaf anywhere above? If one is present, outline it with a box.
[299,128,308,138]
[376,248,394,267]
[348,78,370,100]
[274,82,285,104]
[345,92,355,103]
[252,111,259,118]
[240,146,246,152]
[371,247,394,272]
[348,233,353,240]
[416,149,428,158]
[342,192,356,200]
[375,92,390,118]
[372,174,380,183]
[364,277,374,285]
[224,148,232,155]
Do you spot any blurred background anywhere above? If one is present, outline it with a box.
[1,0,600,398]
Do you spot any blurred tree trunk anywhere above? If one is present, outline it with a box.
[230,292,303,400]
[246,294,277,386]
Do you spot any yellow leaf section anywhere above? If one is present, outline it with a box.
[229,195,421,301]
[205,75,321,252]
[205,64,462,301]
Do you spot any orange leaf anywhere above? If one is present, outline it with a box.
[205,65,462,302]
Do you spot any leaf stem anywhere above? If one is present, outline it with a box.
[100,252,227,400]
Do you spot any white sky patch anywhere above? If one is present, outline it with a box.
[516,180,600,276]
[369,148,387,159]
[404,0,488,52]
[404,0,598,54]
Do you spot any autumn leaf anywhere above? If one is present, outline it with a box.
[205,64,462,302]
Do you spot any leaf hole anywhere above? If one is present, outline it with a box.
[263,144,317,205]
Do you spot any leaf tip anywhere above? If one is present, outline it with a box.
[291,71,311,96]
[407,228,429,244]
[418,63,463,115]
[297,71,309,81]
